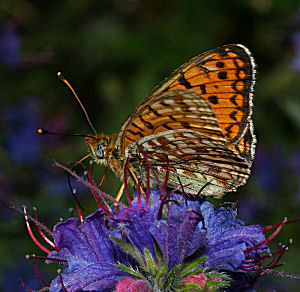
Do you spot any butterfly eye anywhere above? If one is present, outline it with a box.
[95,144,105,159]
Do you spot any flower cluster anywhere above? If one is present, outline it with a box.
[21,161,296,291]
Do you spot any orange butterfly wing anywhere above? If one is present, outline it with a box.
[152,44,256,160]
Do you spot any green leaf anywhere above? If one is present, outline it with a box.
[180,256,208,278]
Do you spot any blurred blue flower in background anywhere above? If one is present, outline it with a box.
[4,97,41,165]
[0,25,20,67]
[252,146,284,193]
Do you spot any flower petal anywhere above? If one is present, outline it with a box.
[49,263,128,292]
[50,210,114,267]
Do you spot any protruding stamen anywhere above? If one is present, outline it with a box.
[27,255,67,263]
[72,189,84,223]
[57,269,68,292]
[32,255,50,287]
[162,153,170,199]
[86,164,112,216]
[138,146,163,191]
[124,158,132,207]
[20,280,33,292]
[55,160,125,209]
[33,207,59,250]
[137,176,141,207]
[23,207,51,254]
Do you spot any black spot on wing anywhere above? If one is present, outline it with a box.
[208,95,218,105]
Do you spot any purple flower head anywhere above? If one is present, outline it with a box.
[20,161,297,291]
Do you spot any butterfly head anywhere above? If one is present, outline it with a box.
[85,134,113,165]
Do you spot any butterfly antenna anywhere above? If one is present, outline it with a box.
[37,128,97,140]
[57,72,98,135]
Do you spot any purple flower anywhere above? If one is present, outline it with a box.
[39,185,269,291]
[21,162,294,291]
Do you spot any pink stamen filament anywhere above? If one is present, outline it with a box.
[59,271,68,292]
[88,164,111,211]
[85,168,113,216]
[171,171,189,204]
[190,209,206,229]
[24,207,51,254]
[28,254,67,263]
[264,219,300,231]
[137,176,141,207]
[32,256,50,287]
[240,241,291,276]
[20,280,33,292]
[145,151,150,209]
[262,269,300,280]
[138,146,163,191]
[244,220,286,254]
[11,205,53,235]
[168,183,192,196]
[123,158,132,206]
[162,154,170,196]
[73,190,84,223]
[33,208,59,250]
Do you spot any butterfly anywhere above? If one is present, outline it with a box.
[85,44,256,198]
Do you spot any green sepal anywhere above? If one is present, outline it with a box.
[179,256,208,278]
[117,263,145,279]
[144,247,157,274]
[164,264,182,291]
[179,268,205,279]
[206,272,231,281]
[110,236,147,270]
[206,279,228,288]
[157,261,168,286]
[176,283,204,292]
[153,237,164,264]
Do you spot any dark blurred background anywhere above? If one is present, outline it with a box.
[1,0,300,291]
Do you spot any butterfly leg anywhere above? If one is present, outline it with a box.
[98,166,108,187]
[113,183,125,213]
[115,183,125,202]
